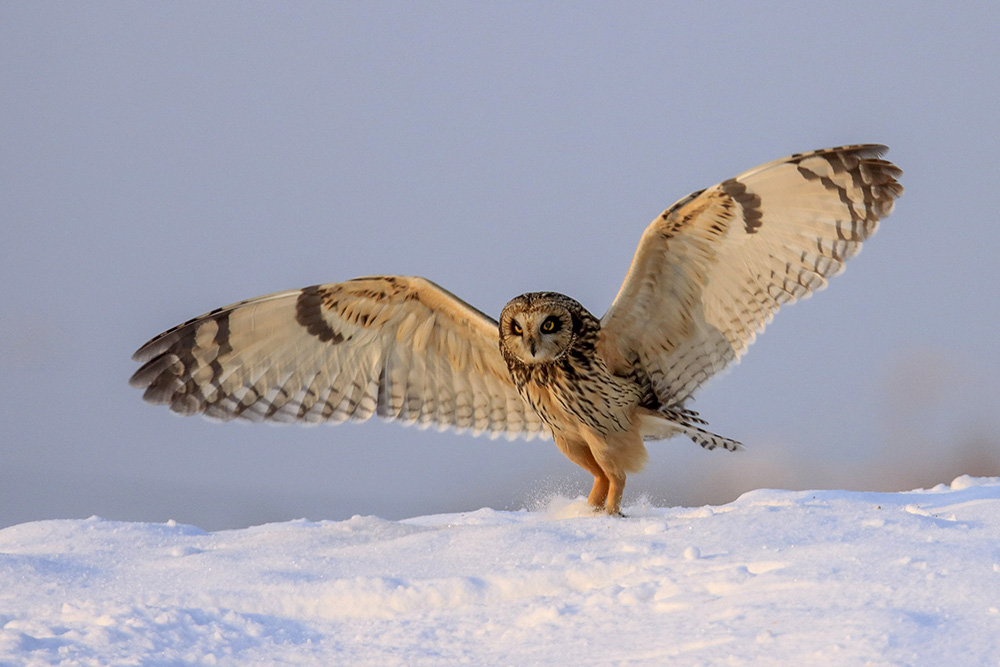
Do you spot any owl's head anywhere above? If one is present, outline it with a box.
[498,292,586,366]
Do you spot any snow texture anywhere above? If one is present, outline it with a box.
[2,476,999,666]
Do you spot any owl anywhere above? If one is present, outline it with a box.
[131,145,902,515]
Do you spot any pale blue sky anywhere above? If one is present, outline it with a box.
[3,2,998,529]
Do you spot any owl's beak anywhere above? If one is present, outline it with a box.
[525,334,539,358]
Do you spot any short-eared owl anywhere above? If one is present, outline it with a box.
[131,145,902,514]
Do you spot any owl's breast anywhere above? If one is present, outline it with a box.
[511,355,643,438]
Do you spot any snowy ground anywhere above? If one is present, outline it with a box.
[1,477,999,666]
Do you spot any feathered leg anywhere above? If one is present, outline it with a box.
[554,435,611,510]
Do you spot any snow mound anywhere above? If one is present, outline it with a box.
[2,477,999,665]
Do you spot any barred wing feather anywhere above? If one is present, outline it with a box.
[599,145,903,407]
[130,276,551,440]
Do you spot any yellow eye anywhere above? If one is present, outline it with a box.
[541,317,560,333]
[512,321,523,336]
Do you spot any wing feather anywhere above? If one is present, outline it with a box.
[131,275,550,441]
[600,145,902,406]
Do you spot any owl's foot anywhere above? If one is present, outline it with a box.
[588,504,626,518]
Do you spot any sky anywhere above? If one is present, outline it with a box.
[2,2,999,530]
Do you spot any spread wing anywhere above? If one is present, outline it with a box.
[599,145,903,407]
[130,275,550,440]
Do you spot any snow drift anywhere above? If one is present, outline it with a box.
[2,476,999,665]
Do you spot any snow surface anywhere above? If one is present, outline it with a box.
[2,477,999,666]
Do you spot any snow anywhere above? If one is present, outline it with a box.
[2,477,999,666]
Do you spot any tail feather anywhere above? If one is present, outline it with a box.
[637,406,743,451]
[672,421,743,452]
